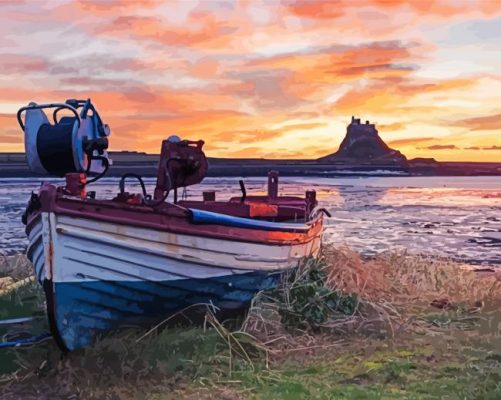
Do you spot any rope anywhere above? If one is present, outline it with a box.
[0,317,34,326]
[0,332,52,348]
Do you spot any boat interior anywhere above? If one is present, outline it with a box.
[109,137,319,224]
[18,98,322,225]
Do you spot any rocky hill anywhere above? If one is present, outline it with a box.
[318,117,407,165]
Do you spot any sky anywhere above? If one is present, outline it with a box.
[0,0,500,161]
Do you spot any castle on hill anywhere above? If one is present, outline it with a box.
[318,116,408,166]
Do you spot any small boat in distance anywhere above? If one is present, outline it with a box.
[17,99,325,351]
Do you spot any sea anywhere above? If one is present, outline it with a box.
[1,176,500,267]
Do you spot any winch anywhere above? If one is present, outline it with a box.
[17,98,111,177]
[115,135,208,206]
[17,98,209,207]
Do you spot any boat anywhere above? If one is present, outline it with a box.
[17,98,325,351]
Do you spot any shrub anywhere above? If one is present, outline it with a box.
[268,257,358,331]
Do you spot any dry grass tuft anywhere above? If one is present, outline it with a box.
[0,254,32,281]
[1,245,500,399]
[323,245,500,307]
[243,244,501,358]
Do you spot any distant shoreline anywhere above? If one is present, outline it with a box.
[0,152,500,178]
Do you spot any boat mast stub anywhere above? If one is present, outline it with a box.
[268,170,279,200]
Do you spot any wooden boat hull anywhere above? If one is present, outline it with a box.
[27,211,322,350]
[18,108,325,351]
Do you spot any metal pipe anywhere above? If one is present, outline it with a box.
[17,102,81,131]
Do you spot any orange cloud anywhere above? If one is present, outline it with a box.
[75,0,161,13]
[332,77,475,115]
[379,122,405,131]
[387,137,434,147]
[100,13,239,50]
[215,122,329,144]
[286,0,501,20]
[418,144,459,150]
[0,54,49,74]
[0,113,19,140]
[453,114,501,131]
[286,0,347,19]
[0,0,500,162]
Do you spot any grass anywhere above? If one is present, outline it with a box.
[0,248,499,399]
[0,256,47,375]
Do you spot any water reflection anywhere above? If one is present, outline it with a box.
[318,182,500,266]
[0,177,499,267]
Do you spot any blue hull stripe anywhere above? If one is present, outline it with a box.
[190,208,311,232]
[52,271,282,350]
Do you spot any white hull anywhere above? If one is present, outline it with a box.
[28,213,322,285]
[26,211,322,350]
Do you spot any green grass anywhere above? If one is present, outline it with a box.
[0,252,499,399]
[1,322,499,400]
[152,333,500,400]
[0,280,47,374]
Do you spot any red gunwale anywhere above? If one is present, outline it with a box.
[26,183,323,246]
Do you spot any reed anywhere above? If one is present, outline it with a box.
[0,254,32,282]
[0,245,499,399]
[322,246,499,305]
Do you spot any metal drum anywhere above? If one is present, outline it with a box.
[17,98,111,177]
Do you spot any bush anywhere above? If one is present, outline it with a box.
[269,257,358,331]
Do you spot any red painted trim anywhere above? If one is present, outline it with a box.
[30,184,323,246]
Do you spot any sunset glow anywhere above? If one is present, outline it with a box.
[1,0,500,161]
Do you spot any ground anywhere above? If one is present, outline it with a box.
[0,249,499,399]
